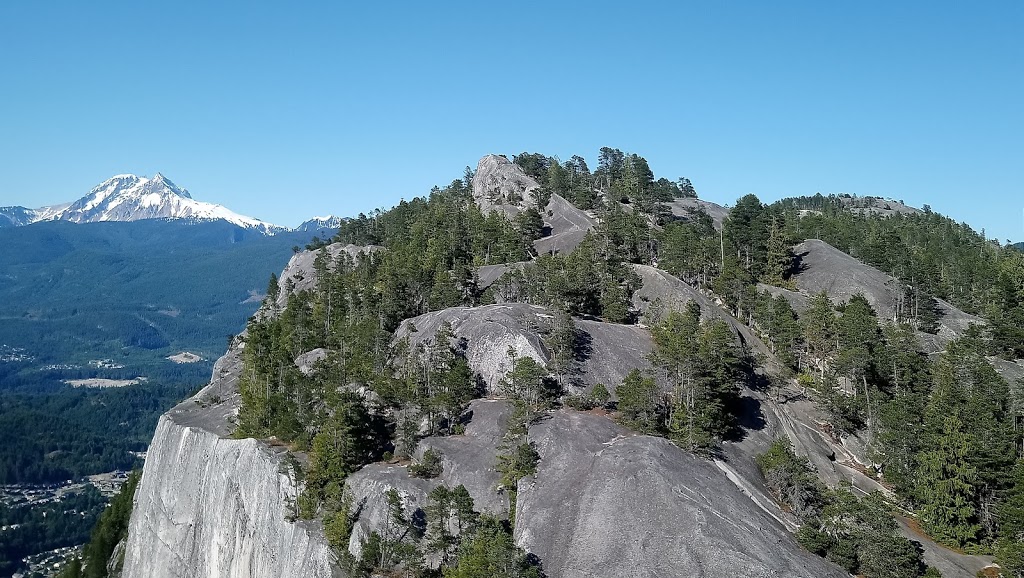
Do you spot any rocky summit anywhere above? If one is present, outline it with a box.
[104,152,1016,578]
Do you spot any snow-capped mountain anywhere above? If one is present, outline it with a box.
[296,215,345,232]
[0,203,69,227]
[0,206,40,228]
[57,173,283,234]
[0,173,283,234]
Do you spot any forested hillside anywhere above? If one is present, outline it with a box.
[0,219,326,385]
[155,150,1023,577]
[0,219,328,483]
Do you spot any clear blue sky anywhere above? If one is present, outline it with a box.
[1,1,1021,240]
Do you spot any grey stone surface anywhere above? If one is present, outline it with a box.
[792,239,900,322]
[120,340,336,578]
[667,197,730,229]
[791,239,981,353]
[631,264,780,372]
[395,303,662,395]
[295,348,329,376]
[757,282,809,314]
[992,357,1024,386]
[515,410,848,578]
[533,193,597,256]
[471,154,539,219]
[840,196,922,217]
[345,400,512,559]
[420,399,510,515]
[276,242,382,309]
[475,262,528,291]
[574,319,657,395]
[897,517,994,577]
[395,304,550,393]
[471,155,596,255]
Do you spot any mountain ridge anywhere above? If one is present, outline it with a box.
[1,173,285,234]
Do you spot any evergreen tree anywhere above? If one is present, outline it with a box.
[762,214,792,285]
[916,414,981,547]
[802,292,837,379]
[443,516,542,578]
[615,369,659,433]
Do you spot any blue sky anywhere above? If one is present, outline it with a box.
[1,1,1021,239]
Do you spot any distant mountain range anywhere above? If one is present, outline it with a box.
[296,215,346,232]
[1,173,340,236]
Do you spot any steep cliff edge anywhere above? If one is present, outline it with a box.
[120,345,336,578]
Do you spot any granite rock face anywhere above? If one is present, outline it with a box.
[667,197,730,229]
[120,343,336,578]
[471,155,596,254]
[344,399,511,560]
[471,154,540,219]
[515,410,848,578]
[394,303,659,395]
[791,239,982,352]
[533,193,597,256]
[276,242,382,309]
[343,400,848,578]
[395,304,550,392]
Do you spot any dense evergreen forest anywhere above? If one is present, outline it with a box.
[213,149,1024,576]
[0,380,195,484]
[0,219,325,385]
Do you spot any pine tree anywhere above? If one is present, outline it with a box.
[802,292,837,379]
[443,516,541,578]
[762,214,792,285]
[616,369,659,433]
[546,308,578,389]
[916,414,981,547]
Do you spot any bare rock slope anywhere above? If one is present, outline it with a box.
[342,400,847,578]
[121,344,336,578]
[517,410,846,578]
[344,399,511,559]
[471,154,596,254]
[790,239,981,352]
[394,303,657,395]
[471,154,540,219]
[275,242,382,308]
[667,197,730,229]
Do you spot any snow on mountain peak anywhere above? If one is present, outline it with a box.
[50,173,282,234]
[297,214,346,232]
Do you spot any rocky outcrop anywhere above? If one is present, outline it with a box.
[471,154,540,219]
[667,197,730,229]
[294,348,329,376]
[276,242,382,308]
[394,303,659,395]
[515,410,847,578]
[395,304,550,392]
[533,193,598,256]
[344,399,511,559]
[839,195,922,217]
[791,239,982,352]
[630,264,782,373]
[120,343,336,578]
[343,399,848,577]
[756,282,809,313]
[475,261,528,291]
[471,155,597,255]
